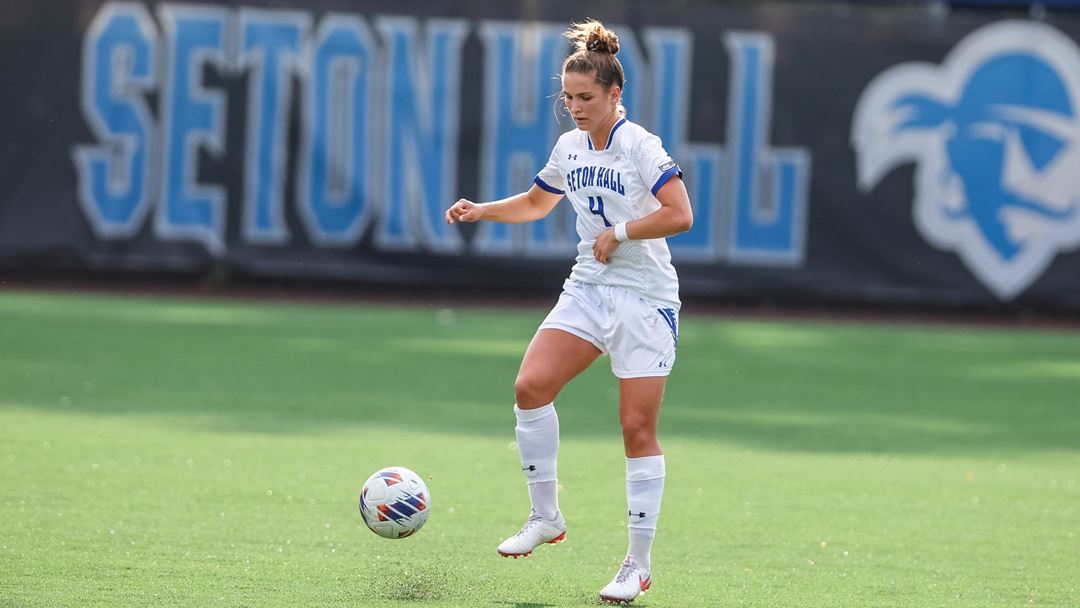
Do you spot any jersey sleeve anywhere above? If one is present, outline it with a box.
[633,134,683,196]
[533,146,566,195]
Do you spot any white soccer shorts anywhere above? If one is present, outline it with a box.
[539,280,679,378]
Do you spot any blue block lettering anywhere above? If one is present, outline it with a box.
[297,16,377,246]
[724,33,809,265]
[643,29,692,149]
[156,5,230,254]
[72,3,157,238]
[238,9,310,244]
[474,21,572,256]
[668,145,723,259]
[643,28,721,260]
[375,17,468,253]
[607,23,646,120]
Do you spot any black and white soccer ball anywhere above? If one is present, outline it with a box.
[358,466,430,539]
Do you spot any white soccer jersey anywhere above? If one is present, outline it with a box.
[534,118,684,309]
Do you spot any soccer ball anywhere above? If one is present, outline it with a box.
[358,466,430,539]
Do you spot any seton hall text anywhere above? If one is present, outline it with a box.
[565,166,626,195]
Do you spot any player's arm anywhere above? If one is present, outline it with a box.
[593,176,693,264]
[624,176,693,239]
[445,185,563,225]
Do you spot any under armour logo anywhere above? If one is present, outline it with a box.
[658,361,667,368]
[568,153,578,160]
[629,510,646,518]
[522,465,536,472]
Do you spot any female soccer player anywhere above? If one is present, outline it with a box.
[445,19,692,604]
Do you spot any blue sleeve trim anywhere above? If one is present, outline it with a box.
[651,165,683,196]
[534,175,564,195]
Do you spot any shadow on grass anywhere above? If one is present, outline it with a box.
[2,291,1079,454]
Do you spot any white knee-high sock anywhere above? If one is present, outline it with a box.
[514,403,560,520]
[626,455,665,572]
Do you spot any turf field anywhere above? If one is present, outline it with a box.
[0,289,1077,607]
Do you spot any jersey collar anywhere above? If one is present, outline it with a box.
[587,117,627,151]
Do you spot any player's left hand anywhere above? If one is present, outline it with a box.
[593,227,620,264]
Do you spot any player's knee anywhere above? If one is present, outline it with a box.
[620,413,657,444]
[514,373,554,409]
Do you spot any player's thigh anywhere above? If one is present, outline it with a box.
[516,328,602,405]
[618,375,667,431]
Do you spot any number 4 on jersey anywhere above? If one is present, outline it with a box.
[588,196,612,227]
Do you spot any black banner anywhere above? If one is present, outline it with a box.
[2,1,1080,311]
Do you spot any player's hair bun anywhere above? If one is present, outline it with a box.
[561,18,626,107]
[567,19,620,55]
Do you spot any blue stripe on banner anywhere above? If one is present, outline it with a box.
[656,308,678,349]
[651,165,683,196]
[533,176,564,195]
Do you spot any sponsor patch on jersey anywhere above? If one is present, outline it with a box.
[659,160,677,172]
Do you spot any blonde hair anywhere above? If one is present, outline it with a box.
[563,20,626,116]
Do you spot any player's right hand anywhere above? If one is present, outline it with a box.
[445,199,485,224]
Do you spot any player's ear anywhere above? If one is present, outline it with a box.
[610,85,621,105]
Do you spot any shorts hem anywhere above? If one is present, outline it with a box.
[538,322,606,353]
[613,368,673,379]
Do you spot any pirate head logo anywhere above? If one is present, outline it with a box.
[853,21,1080,299]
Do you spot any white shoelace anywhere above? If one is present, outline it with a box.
[615,558,637,583]
[516,515,543,537]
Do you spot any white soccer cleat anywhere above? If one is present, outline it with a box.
[599,556,652,604]
[496,511,566,558]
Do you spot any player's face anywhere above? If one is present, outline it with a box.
[562,71,620,132]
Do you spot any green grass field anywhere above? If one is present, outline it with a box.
[1,289,1077,607]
